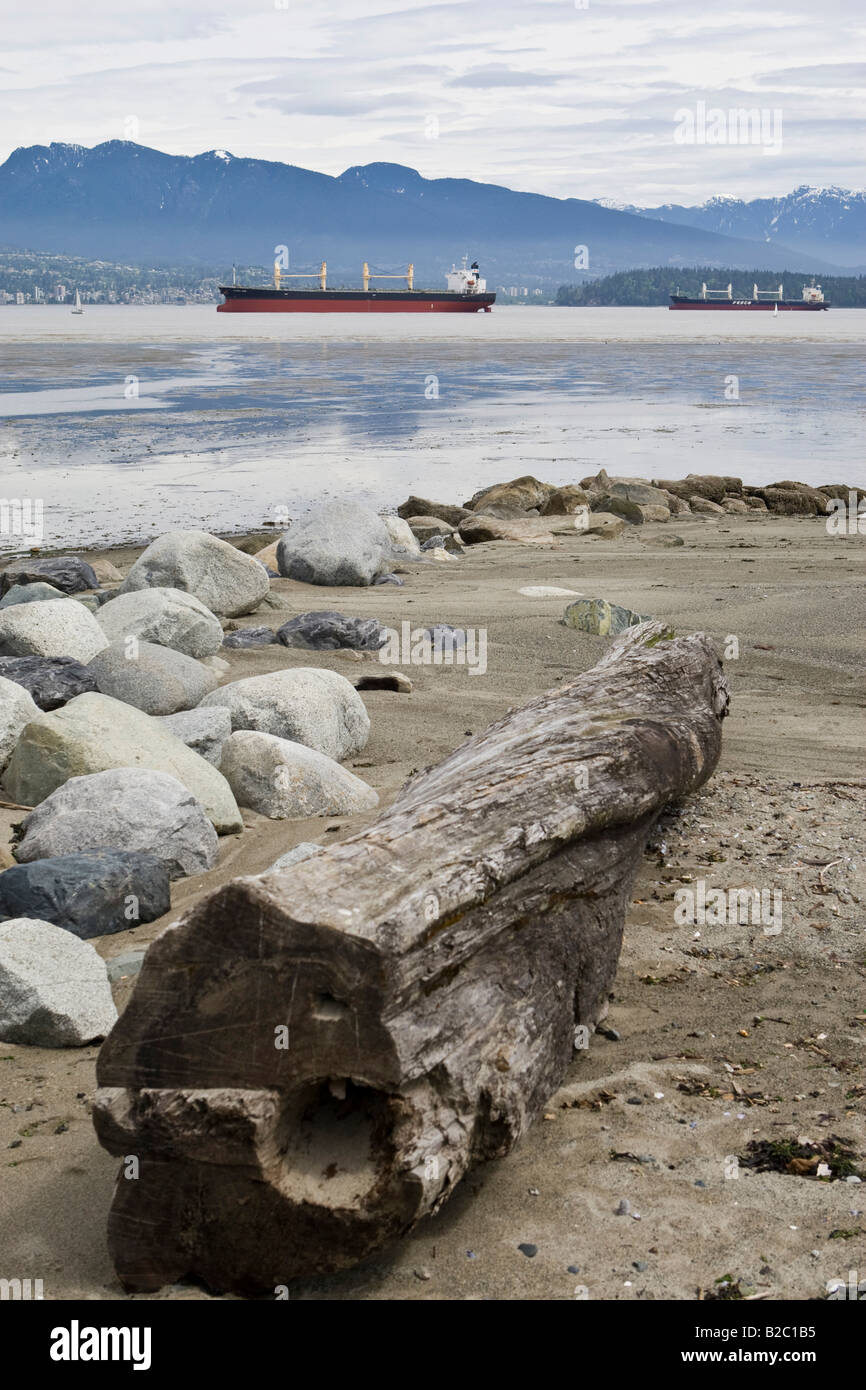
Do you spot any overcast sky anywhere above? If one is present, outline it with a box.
[1,0,863,204]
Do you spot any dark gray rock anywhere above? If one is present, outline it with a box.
[0,556,101,597]
[222,627,277,648]
[0,850,171,939]
[276,611,386,652]
[0,655,97,711]
[420,535,449,551]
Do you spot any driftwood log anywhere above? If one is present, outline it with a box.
[93,621,729,1293]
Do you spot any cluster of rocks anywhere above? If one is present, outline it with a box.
[389,471,858,542]
[0,524,404,1048]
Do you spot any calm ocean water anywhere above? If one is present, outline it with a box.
[0,305,863,552]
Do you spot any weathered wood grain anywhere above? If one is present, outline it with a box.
[93,620,729,1293]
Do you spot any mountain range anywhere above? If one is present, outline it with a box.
[0,142,861,288]
[606,187,865,269]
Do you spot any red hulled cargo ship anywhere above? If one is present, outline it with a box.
[670,280,829,310]
[218,258,495,313]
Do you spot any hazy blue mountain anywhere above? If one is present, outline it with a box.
[0,141,845,289]
[621,187,865,269]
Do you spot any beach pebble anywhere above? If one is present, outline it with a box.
[276,500,393,587]
[615,1199,631,1216]
[0,557,100,597]
[0,581,66,609]
[372,573,404,585]
[222,627,277,648]
[0,598,109,664]
[13,768,219,881]
[220,730,379,819]
[0,917,117,1046]
[96,586,224,658]
[155,707,232,765]
[117,529,270,617]
[201,668,370,760]
[380,515,421,555]
[562,598,651,636]
[0,675,39,774]
[277,612,385,652]
[0,655,97,712]
[87,640,218,715]
[518,586,580,598]
[266,842,324,872]
[517,1244,538,1258]
[0,850,170,939]
[2,692,242,834]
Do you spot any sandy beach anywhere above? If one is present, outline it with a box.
[1,504,864,1301]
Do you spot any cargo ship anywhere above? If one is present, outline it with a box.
[218,258,495,313]
[670,281,829,310]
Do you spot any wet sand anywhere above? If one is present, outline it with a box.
[1,508,864,1300]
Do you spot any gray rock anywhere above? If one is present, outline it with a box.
[266,842,324,872]
[396,496,473,527]
[380,515,421,555]
[0,598,109,663]
[201,668,370,761]
[87,640,218,715]
[0,556,100,597]
[220,731,379,819]
[222,627,277,648]
[276,501,392,586]
[0,676,39,774]
[408,517,456,544]
[593,494,670,525]
[0,918,117,1045]
[0,582,66,609]
[276,611,385,652]
[2,692,243,834]
[118,529,270,617]
[420,534,449,551]
[373,573,404,586]
[562,598,654,636]
[14,768,219,881]
[156,707,232,765]
[95,586,224,658]
[0,850,170,939]
[0,655,97,711]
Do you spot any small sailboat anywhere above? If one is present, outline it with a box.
[71,290,84,315]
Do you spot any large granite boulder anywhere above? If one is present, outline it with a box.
[14,768,219,881]
[96,587,223,658]
[0,655,97,711]
[155,708,232,766]
[654,475,741,504]
[0,598,109,663]
[1,692,242,834]
[0,675,39,774]
[276,612,385,652]
[276,501,392,587]
[201,668,370,761]
[0,582,66,609]
[0,918,117,1046]
[0,850,170,939]
[592,493,670,524]
[220,731,379,819]
[749,483,830,516]
[87,640,218,715]
[0,556,100,597]
[689,496,725,516]
[117,530,270,617]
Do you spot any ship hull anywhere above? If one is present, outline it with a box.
[670,297,829,311]
[218,287,495,313]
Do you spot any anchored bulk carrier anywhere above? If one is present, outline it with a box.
[218,258,495,313]
[670,281,829,311]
